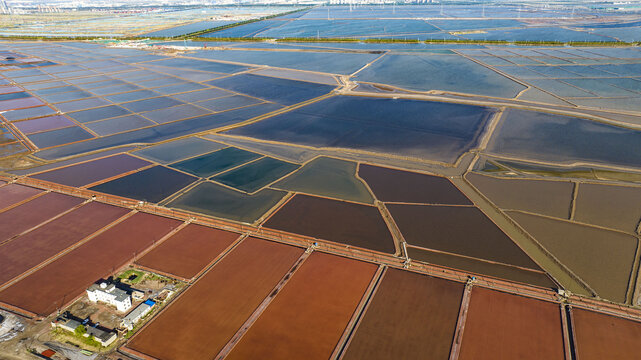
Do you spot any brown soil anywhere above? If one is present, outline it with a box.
[407,247,556,288]
[226,252,377,360]
[508,211,637,303]
[136,224,240,280]
[459,287,565,360]
[263,194,396,254]
[0,192,84,241]
[343,268,463,360]
[466,172,573,219]
[125,237,304,360]
[387,204,540,269]
[31,154,151,187]
[67,299,122,330]
[360,164,472,204]
[572,308,641,360]
[574,183,641,233]
[0,202,129,286]
[0,212,182,316]
[0,184,42,210]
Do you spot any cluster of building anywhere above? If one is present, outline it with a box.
[51,279,164,348]
[86,282,142,312]
[85,281,156,330]
[327,0,435,3]
[52,313,117,347]
[0,1,10,14]
[0,1,62,15]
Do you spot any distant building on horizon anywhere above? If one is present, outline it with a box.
[0,0,11,15]
[328,0,435,4]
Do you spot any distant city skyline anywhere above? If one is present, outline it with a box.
[0,0,619,6]
[0,0,544,4]
[1,0,636,17]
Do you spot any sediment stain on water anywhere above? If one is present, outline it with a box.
[264,194,395,254]
[466,172,573,219]
[31,154,151,187]
[388,204,541,269]
[0,192,84,241]
[168,181,287,223]
[407,247,556,288]
[274,157,374,204]
[206,73,335,106]
[0,184,42,210]
[507,211,637,303]
[354,54,526,98]
[360,164,472,205]
[572,308,641,360]
[170,147,262,178]
[228,96,495,163]
[574,183,641,233]
[134,137,227,164]
[212,157,300,193]
[486,109,641,168]
[89,165,198,203]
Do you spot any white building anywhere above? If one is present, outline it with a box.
[86,282,132,312]
[121,300,155,330]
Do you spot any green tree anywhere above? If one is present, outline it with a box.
[75,325,86,336]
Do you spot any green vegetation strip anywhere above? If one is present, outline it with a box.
[179,37,641,47]
[117,268,145,284]
[178,7,311,39]
[1,34,639,47]
[49,326,103,350]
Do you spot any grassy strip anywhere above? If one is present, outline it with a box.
[0,34,639,47]
[0,35,169,41]
[274,37,639,46]
[276,37,421,43]
[184,36,640,47]
[50,327,104,350]
[0,35,110,41]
